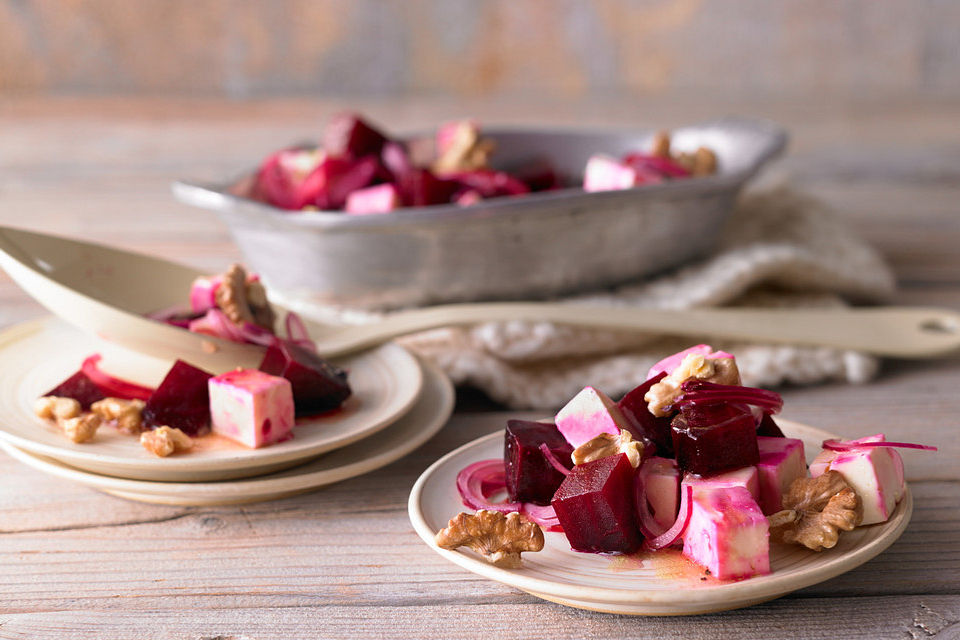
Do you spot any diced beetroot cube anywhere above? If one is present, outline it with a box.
[552,453,642,554]
[256,148,326,210]
[512,158,562,192]
[757,413,785,437]
[617,372,673,456]
[381,142,415,182]
[345,183,401,215]
[398,169,458,206]
[447,169,530,198]
[309,155,379,210]
[44,370,106,410]
[142,360,214,436]
[671,403,759,475]
[504,420,573,506]
[259,341,350,416]
[323,113,388,158]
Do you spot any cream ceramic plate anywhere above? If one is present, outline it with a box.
[409,419,913,616]
[0,357,452,506]
[0,318,422,481]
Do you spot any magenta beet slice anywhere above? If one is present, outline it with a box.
[617,372,673,456]
[308,155,379,210]
[757,413,785,437]
[504,420,573,506]
[142,360,213,436]
[259,341,350,416]
[44,371,106,410]
[671,403,759,475]
[552,453,642,554]
[447,169,530,198]
[398,169,458,206]
[323,113,388,158]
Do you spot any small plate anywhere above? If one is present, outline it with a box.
[408,420,913,616]
[0,318,422,481]
[0,357,452,506]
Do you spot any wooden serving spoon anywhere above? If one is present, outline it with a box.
[0,226,957,372]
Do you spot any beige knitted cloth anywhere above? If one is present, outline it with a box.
[348,186,895,409]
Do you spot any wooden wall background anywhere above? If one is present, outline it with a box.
[1,0,957,100]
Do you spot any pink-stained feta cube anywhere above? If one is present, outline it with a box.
[345,183,401,215]
[555,386,633,448]
[208,369,295,449]
[682,486,770,580]
[755,437,807,515]
[646,344,736,380]
[189,275,223,313]
[809,434,904,525]
[583,154,643,192]
[683,466,760,503]
[636,456,680,534]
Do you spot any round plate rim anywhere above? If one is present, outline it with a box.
[0,358,453,503]
[407,419,913,610]
[0,317,423,478]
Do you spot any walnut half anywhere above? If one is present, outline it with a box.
[91,397,146,435]
[572,429,644,469]
[768,470,863,551]
[435,510,544,569]
[645,353,741,417]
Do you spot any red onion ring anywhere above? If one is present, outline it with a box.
[822,439,938,452]
[538,444,571,477]
[81,354,154,401]
[521,503,563,533]
[456,459,521,514]
[642,484,693,551]
[635,482,667,539]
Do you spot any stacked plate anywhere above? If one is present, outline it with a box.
[0,317,453,505]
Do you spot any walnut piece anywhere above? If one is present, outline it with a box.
[435,510,544,568]
[60,413,102,443]
[768,470,863,551]
[34,396,81,421]
[91,397,146,435]
[431,121,496,174]
[645,353,741,417]
[140,426,193,457]
[650,130,671,158]
[214,263,275,332]
[572,429,644,469]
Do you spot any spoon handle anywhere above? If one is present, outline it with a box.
[309,304,960,359]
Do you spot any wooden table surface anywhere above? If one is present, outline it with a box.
[0,97,958,639]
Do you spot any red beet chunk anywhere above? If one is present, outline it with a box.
[671,403,759,475]
[259,341,350,416]
[44,371,105,410]
[512,159,562,192]
[504,420,573,506]
[757,413,785,437]
[552,453,642,554]
[617,372,673,457]
[142,360,213,436]
[447,169,530,198]
[398,169,458,206]
[323,113,388,158]
[310,155,379,210]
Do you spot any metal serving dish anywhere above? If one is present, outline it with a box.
[173,117,786,311]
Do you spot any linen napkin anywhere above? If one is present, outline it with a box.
[339,185,896,409]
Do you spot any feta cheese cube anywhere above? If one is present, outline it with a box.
[345,183,401,215]
[555,386,632,449]
[755,437,807,515]
[809,434,904,525]
[682,486,770,580]
[583,154,641,192]
[682,466,760,503]
[209,369,295,449]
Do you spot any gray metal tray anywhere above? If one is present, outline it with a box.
[173,117,786,311]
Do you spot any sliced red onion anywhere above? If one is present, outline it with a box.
[822,439,938,452]
[81,354,154,401]
[538,443,571,477]
[284,312,317,352]
[678,380,783,414]
[456,459,521,514]
[635,482,667,539]
[642,484,693,551]
[521,503,563,533]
